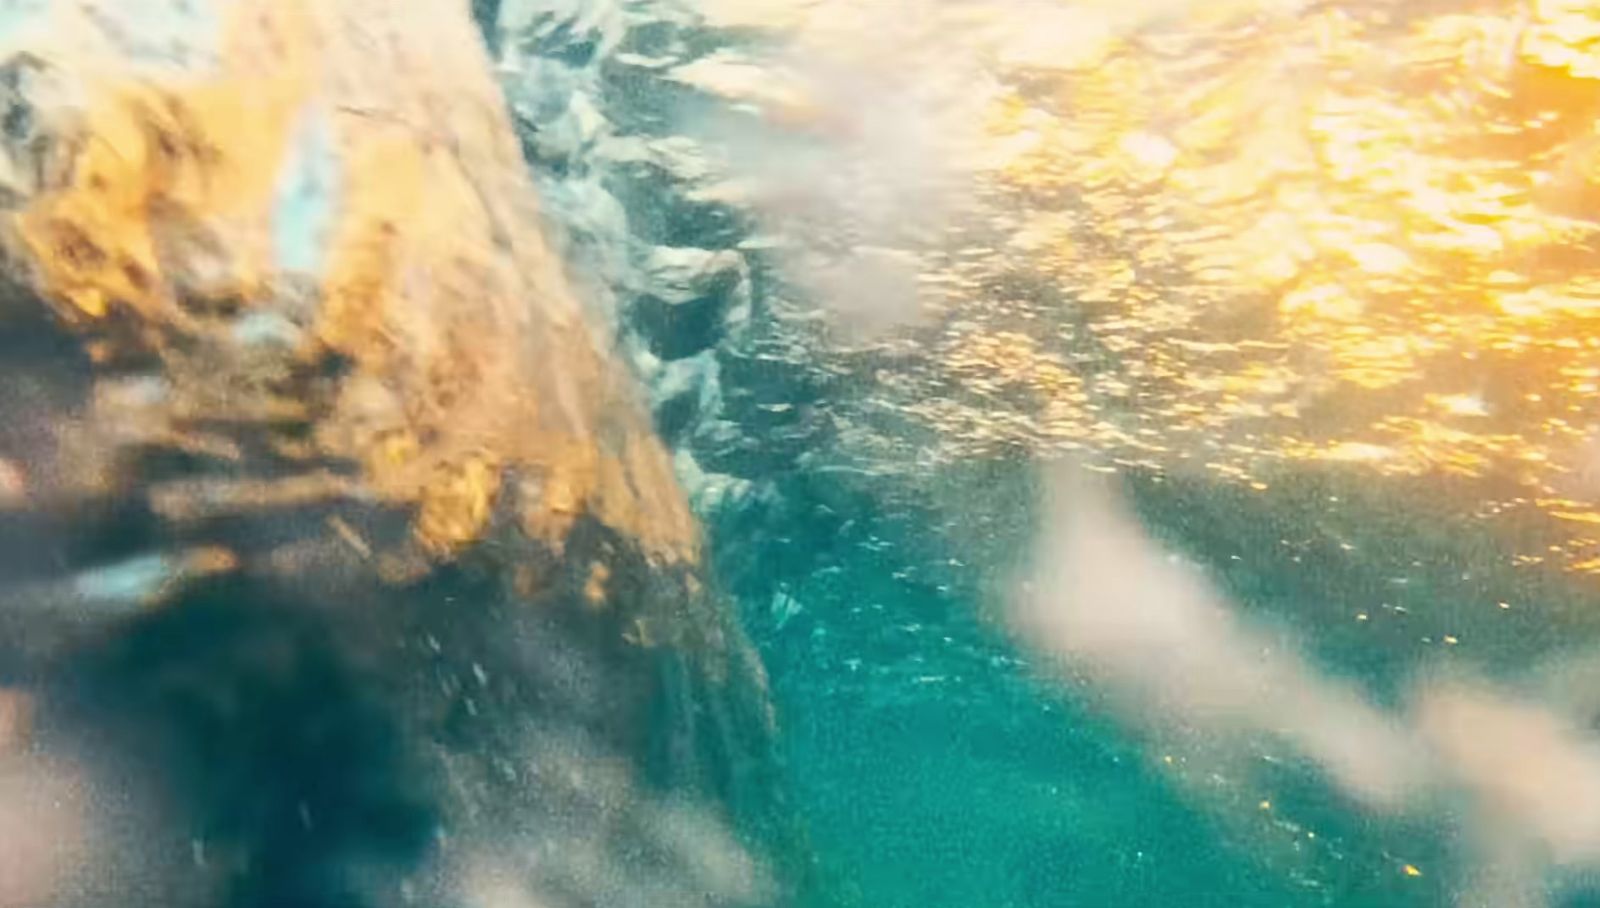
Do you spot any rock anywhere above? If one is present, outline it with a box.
[497,0,629,65]
[0,1,797,905]
[526,84,611,164]
[598,53,722,137]
[599,136,748,248]
[688,408,828,478]
[672,447,753,520]
[632,245,751,359]
[715,345,834,409]
[533,177,633,310]
[603,158,749,248]
[651,350,723,444]
[602,133,718,185]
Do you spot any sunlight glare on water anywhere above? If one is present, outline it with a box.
[682,0,1600,577]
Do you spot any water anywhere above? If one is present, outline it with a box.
[478,1,1600,905]
[700,449,1600,908]
[714,465,1372,905]
[727,467,1532,907]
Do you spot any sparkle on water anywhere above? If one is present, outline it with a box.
[510,1,1600,905]
[692,0,1600,575]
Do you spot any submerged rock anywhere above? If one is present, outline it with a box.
[632,245,751,360]
[0,1,797,906]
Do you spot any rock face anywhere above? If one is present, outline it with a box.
[477,0,841,527]
[6,0,700,569]
[0,1,792,906]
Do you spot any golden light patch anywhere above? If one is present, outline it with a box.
[721,0,1600,574]
[5,0,704,569]
[16,0,316,326]
[583,560,612,607]
[415,455,502,555]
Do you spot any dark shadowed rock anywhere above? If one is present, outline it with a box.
[632,245,751,360]
[0,1,801,906]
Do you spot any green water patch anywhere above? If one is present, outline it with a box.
[778,681,1320,908]
[732,456,1600,907]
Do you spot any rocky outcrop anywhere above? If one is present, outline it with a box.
[479,0,839,522]
[0,1,792,906]
[2,0,703,571]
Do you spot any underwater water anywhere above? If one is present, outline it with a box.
[481,1,1600,906]
[734,469,1558,908]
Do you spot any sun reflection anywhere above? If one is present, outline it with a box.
[931,0,1600,565]
[695,0,1600,573]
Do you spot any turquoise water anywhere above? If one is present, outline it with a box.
[714,463,1600,907]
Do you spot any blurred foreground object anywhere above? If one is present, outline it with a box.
[0,0,792,905]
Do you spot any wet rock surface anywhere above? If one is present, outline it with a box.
[0,1,795,906]
[479,0,819,519]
